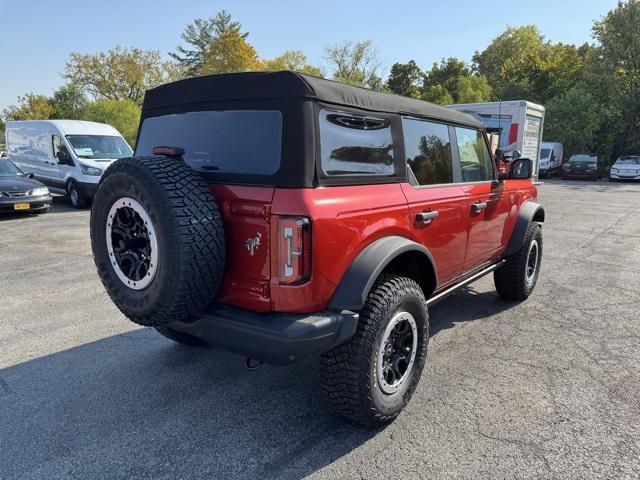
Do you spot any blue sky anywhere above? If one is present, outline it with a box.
[0,0,618,111]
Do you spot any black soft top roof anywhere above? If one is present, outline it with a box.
[143,71,482,128]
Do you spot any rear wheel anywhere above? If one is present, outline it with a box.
[90,156,225,327]
[494,222,543,300]
[320,274,429,426]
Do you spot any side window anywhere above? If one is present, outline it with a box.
[402,118,453,186]
[319,109,395,176]
[52,135,66,159]
[455,127,494,182]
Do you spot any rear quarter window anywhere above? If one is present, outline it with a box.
[135,110,282,175]
[319,109,395,176]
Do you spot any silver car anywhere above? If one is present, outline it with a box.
[610,156,640,181]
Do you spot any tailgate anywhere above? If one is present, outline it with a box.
[209,184,275,312]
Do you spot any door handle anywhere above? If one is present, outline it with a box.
[416,210,439,223]
[471,202,487,213]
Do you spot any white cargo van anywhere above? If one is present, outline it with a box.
[538,142,563,177]
[5,120,132,208]
[448,100,545,181]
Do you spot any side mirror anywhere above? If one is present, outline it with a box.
[56,150,72,165]
[509,158,533,179]
[27,172,35,179]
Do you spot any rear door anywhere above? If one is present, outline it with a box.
[400,118,468,286]
[454,127,512,272]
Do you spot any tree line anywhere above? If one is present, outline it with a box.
[2,2,639,164]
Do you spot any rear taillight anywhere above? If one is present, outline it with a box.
[277,216,310,284]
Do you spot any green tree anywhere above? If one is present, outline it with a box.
[81,99,141,146]
[422,58,491,103]
[473,26,546,101]
[545,86,600,156]
[260,50,322,76]
[324,40,383,89]
[386,61,423,98]
[50,84,87,119]
[593,0,640,154]
[421,84,454,105]
[170,10,246,76]
[65,47,175,104]
[200,29,260,74]
[2,93,55,120]
[455,76,492,103]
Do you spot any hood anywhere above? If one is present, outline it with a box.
[0,176,46,192]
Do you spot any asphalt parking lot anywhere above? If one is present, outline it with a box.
[1,179,639,479]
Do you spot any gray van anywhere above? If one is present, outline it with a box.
[5,120,132,208]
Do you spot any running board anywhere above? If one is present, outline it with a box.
[426,261,506,307]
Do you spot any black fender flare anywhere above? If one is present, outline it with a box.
[505,201,545,256]
[328,236,436,312]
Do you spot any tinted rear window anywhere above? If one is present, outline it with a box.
[135,110,282,175]
[319,109,395,176]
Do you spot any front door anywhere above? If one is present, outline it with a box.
[401,118,468,287]
[454,127,512,272]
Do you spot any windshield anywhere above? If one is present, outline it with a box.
[568,155,597,163]
[617,157,640,165]
[540,148,552,160]
[0,160,24,177]
[66,135,132,160]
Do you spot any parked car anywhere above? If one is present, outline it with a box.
[5,120,132,208]
[561,154,601,181]
[0,159,52,214]
[90,72,545,426]
[538,142,564,178]
[609,155,640,181]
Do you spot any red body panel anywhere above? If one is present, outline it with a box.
[400,183,468,285]
[209,184,275,312]
[209,176,537,314]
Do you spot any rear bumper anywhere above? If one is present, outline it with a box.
[167,304,359,365]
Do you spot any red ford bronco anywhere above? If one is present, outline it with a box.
[90,72,544,426]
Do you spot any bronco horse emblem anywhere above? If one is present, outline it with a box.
[245,233,262,256]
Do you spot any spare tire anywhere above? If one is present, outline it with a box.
[90,156,225,327]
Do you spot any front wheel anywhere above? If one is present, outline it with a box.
[320,274,429,426]
[494,222,543,300]
[68,181,88,209]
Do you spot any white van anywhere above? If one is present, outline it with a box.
[5,120,132,208]
[538,142,563,177]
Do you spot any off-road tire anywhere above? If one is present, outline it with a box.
[154,326,208,347]
[494,222,543,300]
[320,274,429,427]
[90,156,225,327]
[68,180,88,209]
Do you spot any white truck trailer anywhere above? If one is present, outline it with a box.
[448,100,545,180]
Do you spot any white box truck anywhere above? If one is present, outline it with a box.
[448,100,545,180]
[5,120,132,208]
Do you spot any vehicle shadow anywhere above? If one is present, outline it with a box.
[429,286,517,335]
[0,288,511,479]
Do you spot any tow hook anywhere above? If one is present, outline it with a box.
[245,357,264,371]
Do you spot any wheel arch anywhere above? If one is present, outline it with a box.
[505,201,545,256]
[328,236,437,312]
